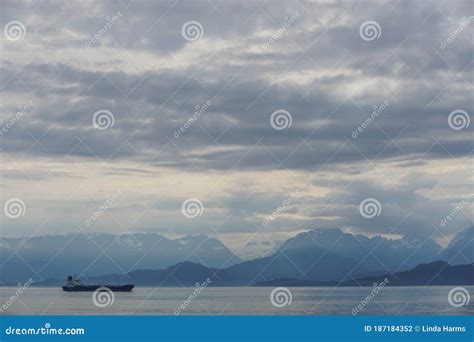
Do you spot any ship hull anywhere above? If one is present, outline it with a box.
[62,285,134,292]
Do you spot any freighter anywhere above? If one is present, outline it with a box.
[62,275,134,292]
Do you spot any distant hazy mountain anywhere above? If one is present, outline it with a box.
[224,228,442,283]
[253,261,474,287]
[0,233,242,283]
[439,226,474,265]
[2,227,472,285]
[280,228,442,271]
[237,240,283,260]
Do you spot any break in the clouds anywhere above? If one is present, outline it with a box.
[0,0,472,248]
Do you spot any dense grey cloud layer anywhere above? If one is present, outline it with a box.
[0,0,472,248]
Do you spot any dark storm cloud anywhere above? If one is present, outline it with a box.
[1,58,471,167]
[0,0,472,239]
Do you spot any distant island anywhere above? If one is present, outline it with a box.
[253,261,474,287]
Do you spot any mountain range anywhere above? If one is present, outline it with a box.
[224,228,444,284]
[0,233,242,284]
[439,227,474,265]
[1,226,472,285]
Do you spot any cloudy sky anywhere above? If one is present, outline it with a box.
[1,0,472,250]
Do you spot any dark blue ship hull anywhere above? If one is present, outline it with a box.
[62,284,134,292]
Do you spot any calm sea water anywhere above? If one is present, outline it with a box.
[1,286,473,315]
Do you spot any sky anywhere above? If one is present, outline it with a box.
[0,0,472,251]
